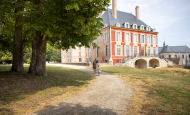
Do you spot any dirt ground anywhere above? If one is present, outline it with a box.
[31,64,134,115]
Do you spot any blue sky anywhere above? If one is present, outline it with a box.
[108,0,190,48]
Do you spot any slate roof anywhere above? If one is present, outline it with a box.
[159,45,190,53]
[101,9,157,32]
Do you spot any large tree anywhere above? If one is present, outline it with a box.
[1,0,110,76]
[11,0,25,72]
[28,0,110,76]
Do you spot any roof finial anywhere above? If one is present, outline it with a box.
[163,39,165,47]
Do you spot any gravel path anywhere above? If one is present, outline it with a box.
[31,64,134,115]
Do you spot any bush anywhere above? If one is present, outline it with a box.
[27,58,31,64]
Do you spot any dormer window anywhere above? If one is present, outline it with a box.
[116,23,120,27]
[146,26,150,31]
[104,24,107,28]
[153,28,156,32]
[140,25,144,30]
[124,22,129,28]
[133,24,137,29]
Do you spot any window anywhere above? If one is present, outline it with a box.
[134,46,137,56]
[89,49,91,58]
[182,55,184,58]
[140,25,144,30]
[116,23,120,27]
[125,46,129,56]
[70,59,71,62]
[105,60,108,63]
[162,55,164,58]
[96,48,99,57]
[79,58,82,62]
[103,33,107,43]
[133,24,137,29]
[141,47,144,56]
[116,32,120,42]
[105,45,108,56]
[140,35,145,43]
[175,55,177,58]
[153,47,156,56]
[104,24,107,28]
[125,33,130,43]
[125,22,129,28]
[153,36,156,44]
[133,34,137,43]
[189,54,190,58]
[79,47,81,50]
[96,37,99,44]
[169,54,171,58]
[147,35,151,44]
[79,51,81,56]
[146,26,150,31]
[153,28,156,32]
[117,45,120,56]
[147,47,150,56]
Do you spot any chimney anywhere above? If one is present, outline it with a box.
[135,6,140,20]
[112,0,117,19]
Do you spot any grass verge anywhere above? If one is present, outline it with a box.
[0,64,95,115]
[100,66,190,115]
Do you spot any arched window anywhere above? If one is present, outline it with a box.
[116,23,120,27]
[140,25,144,30]
[104,24,107,28]
[133,24,137,29]
[162,55,164,58]
[169,54,171,58]
[146,26,150,31]
[125,22,129,28]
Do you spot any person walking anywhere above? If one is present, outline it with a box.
[98,65,101,76]
[93,60,97,74]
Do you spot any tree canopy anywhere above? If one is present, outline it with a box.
[0,0,110,76]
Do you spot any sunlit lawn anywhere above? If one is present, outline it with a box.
[100,66,190,115]
[0,64,95,115]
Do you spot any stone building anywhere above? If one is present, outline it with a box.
[61,46,88,63]
[158,42,190,66]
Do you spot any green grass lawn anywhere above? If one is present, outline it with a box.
[100,66,190,115]
[0,64,95,115]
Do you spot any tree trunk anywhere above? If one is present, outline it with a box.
[11,2,24,72]
[28,31,48,76]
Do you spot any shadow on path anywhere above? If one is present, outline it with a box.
[32,102,117,115]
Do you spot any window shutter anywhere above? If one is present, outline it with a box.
[151,47,153,56]
[137,46,139,56]
[137,34,138,43]
[115,32,117,42]
[106,33,108,43]
[124,45,126,56]
[95,48,97,57]
[115,45,117,56]
[124,33,126,42]
[104,46,106,56]
[129,33,131,43]
[121,45,123,56]
[120,32,122,42]
[107,46,109,56]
